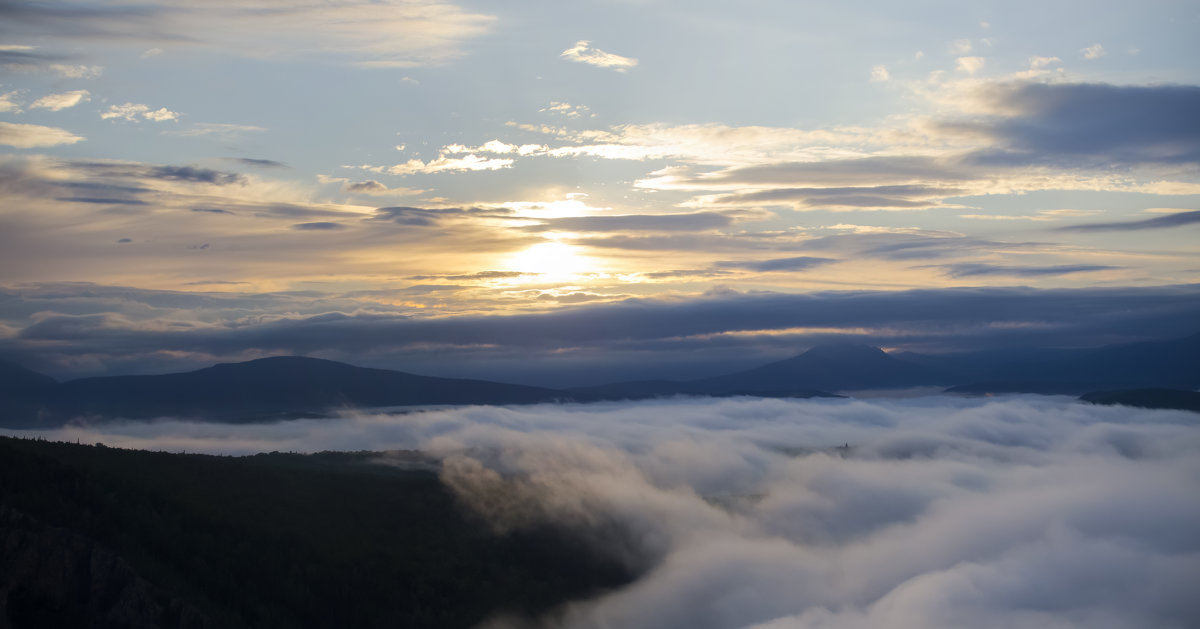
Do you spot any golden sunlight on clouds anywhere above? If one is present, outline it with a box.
[502,241,596,280]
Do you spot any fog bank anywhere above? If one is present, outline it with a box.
[6,395,1199,628]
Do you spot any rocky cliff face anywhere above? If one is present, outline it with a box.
[0,506,218,629]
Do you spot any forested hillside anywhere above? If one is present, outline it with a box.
[0,436,633,628]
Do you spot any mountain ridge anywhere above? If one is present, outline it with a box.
[2,333,1196,426]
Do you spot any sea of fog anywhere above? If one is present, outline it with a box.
[7,394,1200,629]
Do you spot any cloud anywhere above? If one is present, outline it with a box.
[1082,43,1106,59]
[408,270,529,281]
[642,156,977,190]
[385,154,513,175]
[345,180,389,194]
[30,89,90,111]
[372,205,511,226]
[7,396,1199,629]
[0,121,85,147]
[0,1,495,69]
[700,184,962,211]
[4,283,1198,383]
[950,39,973,55]
[936,263,1122,278]
[525,212,736,233]
[1028,56,1060,70]
[542,101,590,118]
[342,180,420,196]
[0,90,21,113]
[101,102,179,122]
[955,82,1200,167]
[292,222,347,231]
[0,45,103,77]
[160,165,242,184]
[955,56,985,74]
[631,81,1200,213]
[439,140,547,156]
[47,64,103,78]
[493,80,1199,221]
[228,158,287,169]
[52,161,244,186]
[56,197,149,206]
[561,40,638,72]
[1057,210,1200,232]
[795,231,1042,262]
[170,123,266,138]
[870,65,890,82]
[714,256,837,272]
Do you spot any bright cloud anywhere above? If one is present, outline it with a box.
[870,65,890,82]
[561,40,639,72]
[955,56,985,74]
[0,121,84,147]
[101,103,179,122]
[386,154,514,175]
[30,89,90,111]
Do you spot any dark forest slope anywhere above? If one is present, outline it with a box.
[0,436,633,628]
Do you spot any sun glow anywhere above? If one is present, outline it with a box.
[504,241,593,279]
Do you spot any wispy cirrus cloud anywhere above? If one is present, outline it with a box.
[1058,210,1200,232]
[0,1,495,69]
[0,45,103,77]
[169,123,266,139]
[935,263,1122,278]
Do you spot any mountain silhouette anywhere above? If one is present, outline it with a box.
[567,342,947,399]
[2,333,1196,425]
[693,342,950,393]
[1079,388,1200,413]
[0,360,57,392]
[945,332,1200,394]
[2,356,559,427]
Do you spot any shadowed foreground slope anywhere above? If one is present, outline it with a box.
[0,436,634,628]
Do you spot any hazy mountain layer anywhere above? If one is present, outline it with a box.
[1,333,1197,426]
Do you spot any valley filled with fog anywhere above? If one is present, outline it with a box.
[10,394,1199,629]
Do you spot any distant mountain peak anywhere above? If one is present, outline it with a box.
[217,355,339,367]
[0,360,57,389]
[801,343,888,360]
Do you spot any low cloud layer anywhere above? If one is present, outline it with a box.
[3,282,1198,383]
[9,396,1199,629]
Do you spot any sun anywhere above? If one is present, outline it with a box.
[504,241,592,279]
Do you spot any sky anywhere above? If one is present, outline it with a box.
[0,0,1198,383]
[9,395,1200,628]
